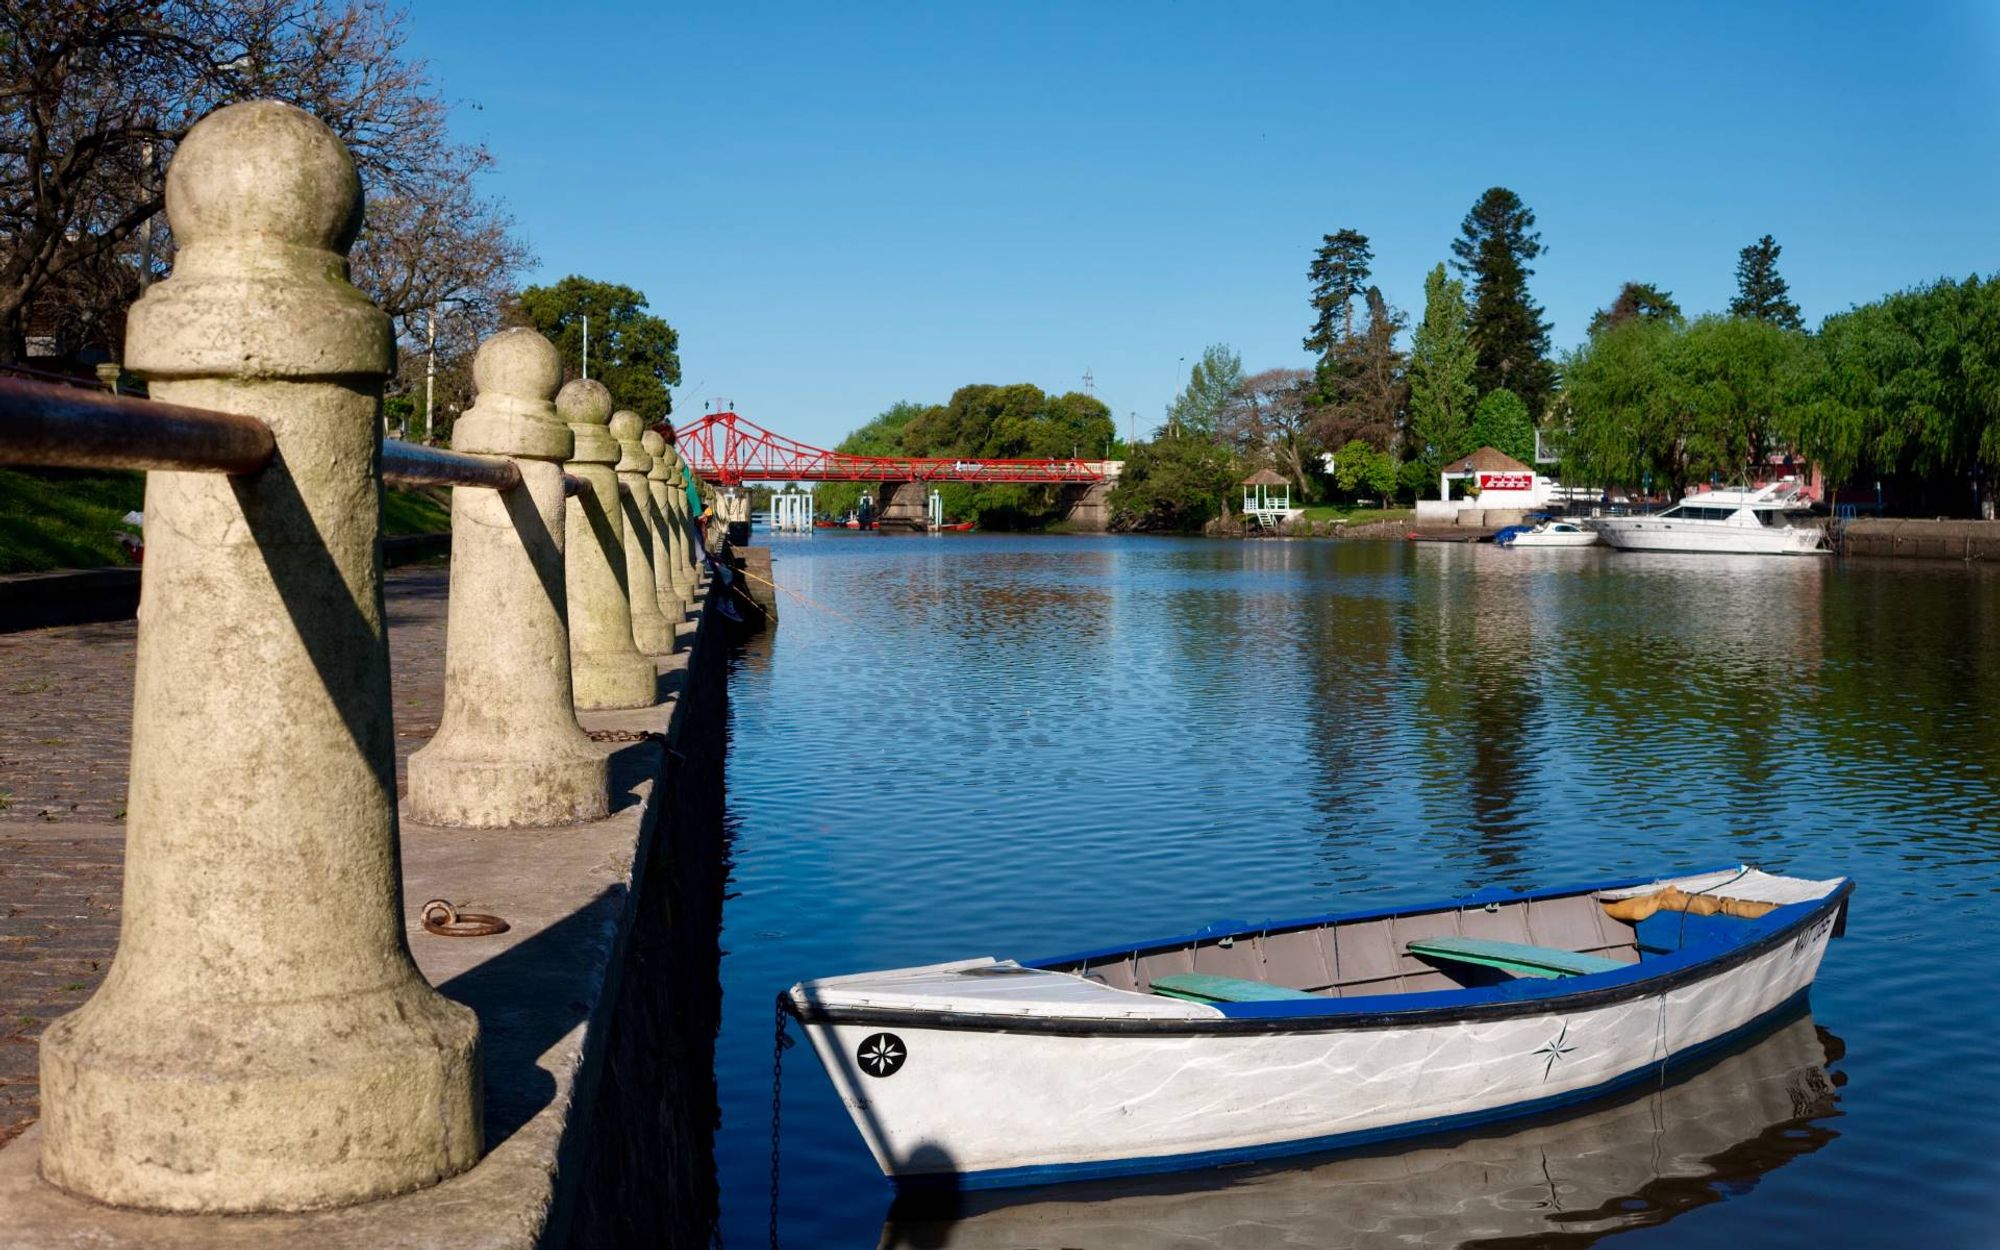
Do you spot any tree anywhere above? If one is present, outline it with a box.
[1107,430,1237,532]
[1407,263,1478,482]
[1466,389,1536,467]
[514,277,681,420]
[821,385,1115,527]
[1332,439,1398,506]
[0,1,518,363]
[1164,344,1242,437]
[1562,314,1817,497]
[1450,187,1554,415]
[1588,282,1682,336]
[1793,275,2000,510]
[1218,367,1318,496]
[1729,234,1803,330]
[1311,287,1406,451]
[1303,229,1373,363]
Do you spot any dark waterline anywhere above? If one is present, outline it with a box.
[714,534,2000,1249]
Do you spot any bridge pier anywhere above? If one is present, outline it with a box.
[1061,480,1112,532]
[876,479,930,530]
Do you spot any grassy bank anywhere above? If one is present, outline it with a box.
[0,468,451,575]
[1298,504,1415,527]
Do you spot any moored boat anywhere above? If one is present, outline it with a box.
[879,1008,1840,1248]
[1595,483,1826,555]
[1501,519,1600,548]
[785,864,1851,1190]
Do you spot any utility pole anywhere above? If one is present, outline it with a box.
[424,307,437,443]
[1082,367,1094,397]
[582,314,590,380]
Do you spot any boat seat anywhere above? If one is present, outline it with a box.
[1147,972,1321,1003]
[1406,936,1625,979]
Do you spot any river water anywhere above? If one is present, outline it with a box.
[712,534,2000,1248]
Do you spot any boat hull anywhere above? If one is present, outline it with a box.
[797,904,1841,1189]
[1509,531,1599,547]
[1595,520,1825,555]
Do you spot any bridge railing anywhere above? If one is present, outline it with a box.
[674,407,1109,484]
[0,100,705,1216]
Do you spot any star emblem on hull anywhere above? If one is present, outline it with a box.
[857,1032,907,1078]
[1533,1021,1576,1080]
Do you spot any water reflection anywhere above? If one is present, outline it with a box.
[721,536,2000,1248]
[879,1012,1842,1250]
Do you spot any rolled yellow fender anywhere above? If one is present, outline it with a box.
[1602,886,1777,923]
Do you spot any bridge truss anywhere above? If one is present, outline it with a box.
[673,409,1107,486]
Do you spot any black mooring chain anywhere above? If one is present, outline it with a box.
[769,992,794,1250]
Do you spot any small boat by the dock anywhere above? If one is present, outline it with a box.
[785,864,1851,1191]
[1500,519,1600,548]
[879,1009,1840,1248]
[1595,482,1827,555]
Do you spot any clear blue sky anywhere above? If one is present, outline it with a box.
[402,2,1999,449]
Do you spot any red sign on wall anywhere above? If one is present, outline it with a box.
[1479,472,1534,492]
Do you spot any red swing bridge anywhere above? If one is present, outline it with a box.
[672,408,1111,486]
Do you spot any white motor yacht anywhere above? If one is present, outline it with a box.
[1595,483,1826,556]
[1504,519,1600,548]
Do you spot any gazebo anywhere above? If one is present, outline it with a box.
[1240,468,1297,531]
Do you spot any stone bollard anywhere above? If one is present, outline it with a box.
[609,410,674,653]
[561,380,657,708]
[37,101,482,1212]
[643,429,691,620]
[408,329,609,827]
[659,442,702,594]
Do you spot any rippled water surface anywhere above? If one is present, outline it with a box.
[713,535,2000,1248]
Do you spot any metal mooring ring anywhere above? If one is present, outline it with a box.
[421,898,510,938]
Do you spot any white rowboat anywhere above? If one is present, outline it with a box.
[785,865,1852,1190]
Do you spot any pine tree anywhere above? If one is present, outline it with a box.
[1303,229,1374,363]
[1729,234,1803,330]
[1450,188,1554,416]
[1408,263,1478,477]
[1163,344,1243,437]
[1588,282,1682,336]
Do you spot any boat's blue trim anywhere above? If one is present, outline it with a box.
[901,985,1816,1193]
[1025,861,1751,970]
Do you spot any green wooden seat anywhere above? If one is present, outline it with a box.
[1406,936,1625,979]
[1148,972,1321,1003]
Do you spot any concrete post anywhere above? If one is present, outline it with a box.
[37,100,482,1213]
[407,329,609,827]
[643,429,690,620]
[609,410,674,653]
[659,445,701,594]
[560,379,657,709]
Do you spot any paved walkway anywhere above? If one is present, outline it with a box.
[0,565,453,1146]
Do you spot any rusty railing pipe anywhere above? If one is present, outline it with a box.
[379,439,522,491]
[0,376,274,475]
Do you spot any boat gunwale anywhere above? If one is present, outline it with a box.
[786,872,1853,1037]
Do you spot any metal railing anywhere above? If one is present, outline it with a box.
[0,376,583,495]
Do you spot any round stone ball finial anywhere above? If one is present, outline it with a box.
[608,410,644,442]
[165,100,363,255]
[641,430,665,456]
[472,327,562,402]
[556,378,614,427]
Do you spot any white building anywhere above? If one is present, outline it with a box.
[1413,447,1559,523]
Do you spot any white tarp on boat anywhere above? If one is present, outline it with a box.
[1596,867,1844,906]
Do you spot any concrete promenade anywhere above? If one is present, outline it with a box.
[0,560,720,1240]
